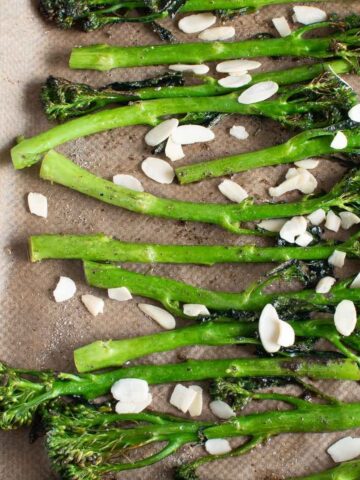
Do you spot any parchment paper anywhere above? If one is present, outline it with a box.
[1,1,360,478]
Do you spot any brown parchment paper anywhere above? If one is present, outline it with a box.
[2,1,360,479]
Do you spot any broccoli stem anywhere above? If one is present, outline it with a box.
[38,151,360,235]
[11,71,355,169]
[69,19,360,70]
[29,232,360,264]
[290,460,360,480]
[83,260,360,317]
[176,127,360,184]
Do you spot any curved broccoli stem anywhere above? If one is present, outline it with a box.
[289,460,360,480]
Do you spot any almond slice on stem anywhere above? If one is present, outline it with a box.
[189,386,203,417]
[315,276,336,294]
[348,104,360,123]
[113,174,144,192]
[238,81,279,104]
[115,394,152,414]
[169,64,209,75]
[295,231,313,247]
[308,208,326,226]
[334,300,357,336]
[339,211,360,230]
[199,26,235,41]
[183,304,210,317]
[325,210,341,232]
[331,131,348,150]
[279,216,307,244]
[293,6,327,25]
[170,384,197,413]
[165,136,185,162]
[276,320,295,348]
[328,250,346,268]
[138,304,176,330]
[178,13,216,34]
[111,378,149,402]
[141,157,175,184]
[210,400,235,419]
[294,159,319,169]
[216,59,261,73]
[272,16,291,37]
[144,118,179,147]
[108,287,132,302]
[171,125,215,145]
[205,439,232,455]
[258,304,281,353]
[258,218,287,232]
[218,74,252,89]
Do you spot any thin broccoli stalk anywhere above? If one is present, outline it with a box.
[12,72,356,169]
[42,60,352,121]
[29,231,360,265]
[74,315,360,372]
[176,126,360,184]
[38,152,360,235]
[290,460,360,480]
[43,398,360,480]
[83,260,360,317]
[2,355,353,430]
[69,16,360,70]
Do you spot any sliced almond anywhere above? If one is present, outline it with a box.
[258,304,281,353]
[170,384,197,413]
[272,16,291,37]
[269,174,300,197]
[218,74,252,89]
[111,378,149,402]
[293,6,327,25]
[334,300,357,336]
[115,394,152,414]
[315,276,336,294]
[113,174,144,192]
[144,118,179,147]
[209,400,235,419]
[276,320,295,348]
[183,304,210,317]
[205,438,232,455]
[238,81,279,105]
[328,250,346,268]
[28,192,48,218]
[53,276,76,303]
[171,125,215,145]
[285,167,299,179]
[138,303,176,330]
[295,168,318,194]
[328,436,360,463]
[294,159,319,169]
[258,218,287,232]
[169,64,209,75]
[108,287,133,302]
[178,13,216,34]
[270,168,317,197]
[218,179,248,203]
[331,131,348,150]
[141,157,175,184]
[199,26,235,41]
[325,210,341,232]
[229,125,249,140]
[295,231,313,247]
[280,216,307,244]
[348,104,360,123]
[165,136,185,162]
[189,386,203,417]
[216,59,261,73]
[351,273,360,289]
[339,211,360,230]
[308,208,326,226]
[81,294,104,316]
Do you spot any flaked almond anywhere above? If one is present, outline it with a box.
[210,400,235,419]
[331,131,348,150]
[334,300,357,336]
[138,303,176,330]
[293,6,327,25]
[339,211,360,230]
[285,167,299,179]
[113,174,144,192]
[308,208,326,226]
[183,304,210,317]
[238,81,279,105]
[171,125,215,145]
[351,273,360,289]
[111,378,149,403]
[258,218,287,232]
[269,168,317,197]
[205,439,232,455]
[325,210,341,232]
[141,157,175,184]
[28,192,48,218]
[144,118,179,147]
[280,216,307,244]
[165,136,185,162]
[218,74,252,89]
[229,125,249,140]
[216,59,261,73]
[328,436,360,463]
[218,179,248,203]
[108,287,132,302]
[178,13,216,34]
[276,320,295,348]
[348,104,360,123]
[294,158,319,169]
[272,16,291,37]
[115,394,152,414]
[199,26,235,41]
[169,64,209,75]
[295,231,313,247]
[81,294,104,316]
[315,276,336,294]
[189,386,203,417]
[328,250,346,268]
[170,384,197,413]
[53,276,76,303]
[258,304,281,353]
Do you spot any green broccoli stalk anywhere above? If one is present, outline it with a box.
[69,15,360,70]
[2,354,352,430]
[38,151,360,235]
[41,60,352,121]
[176,126,360,184]
[42,397,360,480]
[11,71,356,170]
[290,460,360,480]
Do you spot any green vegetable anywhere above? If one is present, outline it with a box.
[176,126,360,184]
[12,71,356,169]
[69,15,360,70]
[2,354,351,430]
[290,460,360,480]
[38,152,360,235]
[42,60,352,121]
